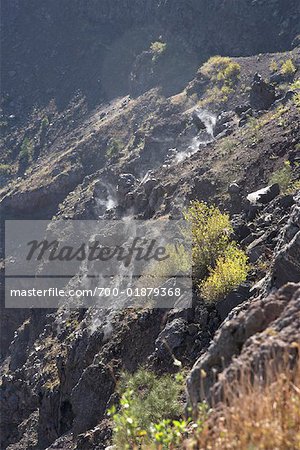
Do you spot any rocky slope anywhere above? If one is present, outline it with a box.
[1,0,299,113]
[1,1,300,449]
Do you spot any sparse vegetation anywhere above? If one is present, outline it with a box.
[281,59,297,76]
[18,137,34,168]
[198,56,240,107]
[269,59,278,73]
[245,116,264,143]
[106,138,123,159]
[269,160,300,194]
[0,163,12,176]
[293,91,300,110]
[290,78,300,91]
[41,116,49,128]
[243,103,289,145]
[150,41,167,61]
[0,119,8,129]
[186,350,300,450]
[198,85,233,108]
[217,136,238,157]
[109,369,184,449]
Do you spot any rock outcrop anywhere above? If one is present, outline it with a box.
[187,282,300,410]
[250,73,276,110]
[187,192,300,412]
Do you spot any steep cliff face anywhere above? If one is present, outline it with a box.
[1,2,300,449]
[1,0,299,115]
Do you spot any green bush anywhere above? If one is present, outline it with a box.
[149,403,208,449]
[18,137,34,169]
[109,370,210,449]
[269,59,278,73]
[109,369,184,449]
[184,201,233,279]
[150,41,167,61]
[106,138,123,159]
[281,59,297,76]
[200,244,249,302]
[184,201,249,302]
[200,56,240,84]
[198,56,240,107]
[269,160,300,194]
[0,163,11,176]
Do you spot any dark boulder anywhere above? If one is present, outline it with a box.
[272,231,300,288]
[116,173,137,200]
[274,90,296,106]
[250,73,276,110]
[228,182,240,196]
[192,110,207,132]
[270,72,286,85]
[214,111,235,137]
[154,318,188,358]
[216,283,251,321]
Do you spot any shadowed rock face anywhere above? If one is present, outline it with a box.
[1,0,299,114]
[250,73,276,110]
[187,194,300,411]
[187,282,300,411]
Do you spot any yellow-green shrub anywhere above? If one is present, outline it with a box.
[200,244,249,302]
[198,56,240,107]
[281,59,297,76]
[269,59,278,73]
[184,201,249,302]
[200,56,240,83]
[150,41,167,61]
[0,163,11,176]
[290,78,300,90]
[184,201,233,279]
[293,91,300,110]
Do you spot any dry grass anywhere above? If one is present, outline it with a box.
[188,347,300,450]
